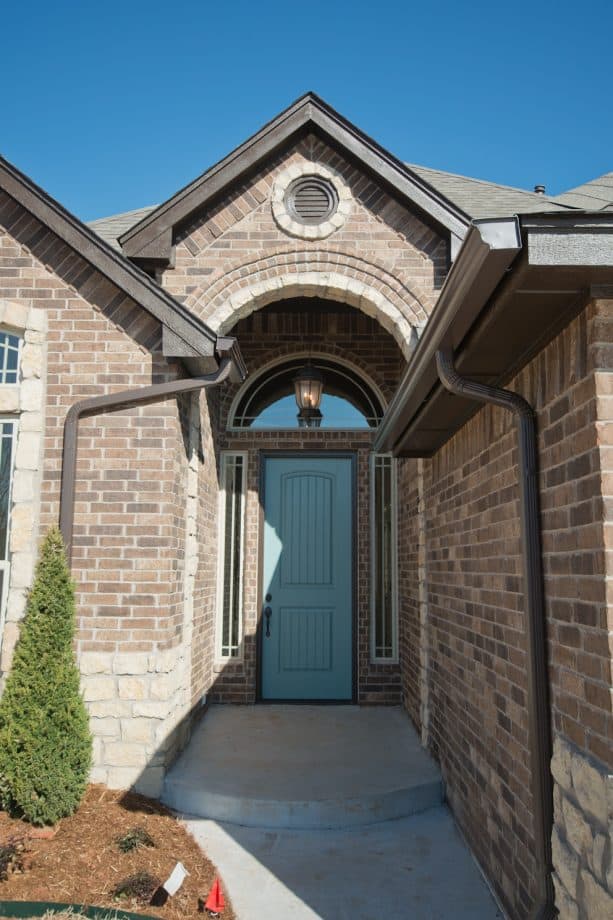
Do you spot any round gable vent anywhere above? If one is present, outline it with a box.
[285,177,338,225]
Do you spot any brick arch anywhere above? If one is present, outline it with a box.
[184,250,430,359]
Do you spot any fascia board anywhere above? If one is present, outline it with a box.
[374,218,522,454]
[521,214,613,267]
[119,93,471,259]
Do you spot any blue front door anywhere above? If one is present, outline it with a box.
[261,456,353,700]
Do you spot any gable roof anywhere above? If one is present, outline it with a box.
[0,156,217,359]
[407,164,576,219]
[118,93,472,264]
[552,172,613,210]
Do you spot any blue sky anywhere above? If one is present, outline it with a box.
[2,0,611,221]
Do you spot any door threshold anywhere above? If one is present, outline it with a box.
[258,698,356,705]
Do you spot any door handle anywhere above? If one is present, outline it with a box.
[264,607,272,637]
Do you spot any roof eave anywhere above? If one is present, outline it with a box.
[374,217,522,454]
[0,155,219,361]
[375,212,613,457]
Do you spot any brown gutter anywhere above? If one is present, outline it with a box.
[59,353,238,564]
[436,348,555,920]
[374,218,522,455]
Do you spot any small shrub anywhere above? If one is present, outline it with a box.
[116,826,155,853]
[0,527,92,825]
[112,870,160,903]
[0,837,26,880]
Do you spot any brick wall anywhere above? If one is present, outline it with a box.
[0,193,216,795]
[397,457,421,727]
[398,300,613,918]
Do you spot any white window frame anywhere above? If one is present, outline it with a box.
[215,451,248,660]
[0,417,18,638]
[0,330,22,386]
[370,453,399,663]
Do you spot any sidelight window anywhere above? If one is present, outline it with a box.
[371,454,398,661]
[216,453,247,658]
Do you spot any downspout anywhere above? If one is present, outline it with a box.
[435,348,555,920]
[59,355,236,565]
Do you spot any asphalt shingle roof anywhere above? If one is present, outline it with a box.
[551,172,613,210]
[406,164,574,219]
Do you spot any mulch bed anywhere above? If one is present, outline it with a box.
[0,785,234,919]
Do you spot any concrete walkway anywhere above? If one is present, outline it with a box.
[163,705,443,828]
[186,808,503,919]
[167,706,502,918]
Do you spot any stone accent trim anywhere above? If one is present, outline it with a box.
[184,250,427,358]
[271,162,352,240]
[0,300,47,678]
[551,735,612,918]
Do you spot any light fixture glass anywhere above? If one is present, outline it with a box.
[294,364,324,428]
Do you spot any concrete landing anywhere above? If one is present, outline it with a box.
[162,705,443,828]
[186,807,503,920]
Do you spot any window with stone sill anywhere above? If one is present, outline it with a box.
[371,454,398,662]
[216,453,247,659]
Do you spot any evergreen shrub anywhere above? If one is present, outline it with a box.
[0,527,91,824]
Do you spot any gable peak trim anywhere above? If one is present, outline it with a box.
[118,93,470,264]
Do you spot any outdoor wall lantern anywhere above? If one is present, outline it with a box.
[294,364,324,428]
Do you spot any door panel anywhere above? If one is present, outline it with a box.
[262,457,353,700]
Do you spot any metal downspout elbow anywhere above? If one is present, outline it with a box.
[435,348,555,920]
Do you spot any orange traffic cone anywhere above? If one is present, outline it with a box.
[205,877,225,915]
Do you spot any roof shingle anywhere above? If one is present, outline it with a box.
[406,164,574,219]
[552,172,613,210]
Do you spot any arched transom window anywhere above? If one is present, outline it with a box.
[229,357,385,429]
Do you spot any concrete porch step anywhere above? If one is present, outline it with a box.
[162,705,443,829]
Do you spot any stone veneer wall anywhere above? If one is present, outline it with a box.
[397,299,613,919]
[550,736,611,918]
[0,194,219,797]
